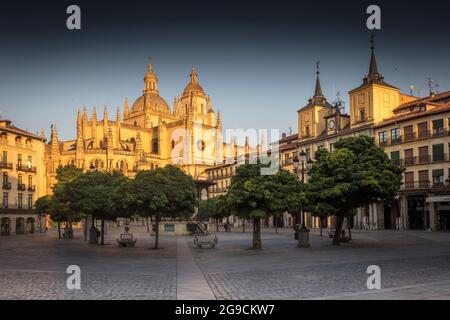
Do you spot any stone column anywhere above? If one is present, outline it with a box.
[429,202,436,231]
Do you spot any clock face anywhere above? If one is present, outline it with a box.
[328,120,336,130]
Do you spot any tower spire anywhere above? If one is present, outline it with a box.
[314,60,323,97]
[365,32,384,84]
[144,58,158,95]
[190,65,198,84]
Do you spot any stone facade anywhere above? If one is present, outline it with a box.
[45,62,257,193]
[0,120,47,235]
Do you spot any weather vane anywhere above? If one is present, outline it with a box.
[369,32,375,49]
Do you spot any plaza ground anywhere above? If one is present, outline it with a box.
[1,226,450,299]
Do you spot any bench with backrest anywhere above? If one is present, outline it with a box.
[193,234,218,249]
[117,231,137,247]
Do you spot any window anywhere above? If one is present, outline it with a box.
[151,138,159,154]
[1,151,6,163]
[403,125,414,141]
[2,193,8,208]
[391,128,401,141]
[418,146,429,163]
[17,154,22,167]
[390,151,400,166]
[18,174,22,185]
[432,143,444,162]
[27,156,32,169]
[18,193,23,209]
[404,149,414,165]
[305,148,311,161]
[404,172,414,189]
[2,172,8,186]
[164,224,175,232]
[359,109,365,121]
[432,169,444,186]
[305,126,310,137]
[418,122,429,138]
[418,170,429,188]
[378,131,388,144]
[432,119,444,136]
[329,143,334,152]
[28,194,32,209]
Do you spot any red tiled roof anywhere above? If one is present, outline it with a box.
[394,90,450,112]
[374,103,450,128]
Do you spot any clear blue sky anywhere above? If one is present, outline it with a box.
[1,1,449,141]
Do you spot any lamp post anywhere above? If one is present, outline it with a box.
[295,149,311,248]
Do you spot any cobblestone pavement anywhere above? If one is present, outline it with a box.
[0,225,177,299]
[1,226,450,299]
[195,229,450,300]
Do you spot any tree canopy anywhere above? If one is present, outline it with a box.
[307,135,403,244]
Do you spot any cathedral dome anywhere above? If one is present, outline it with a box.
[183,82,205,96]
[130,94,171,114]
[182,65,205,96]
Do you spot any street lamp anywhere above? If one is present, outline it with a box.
[299,150,306,182]
[293,154,299,174]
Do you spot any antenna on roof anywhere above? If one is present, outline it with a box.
[332,91,345,114]
[428,78,440,96]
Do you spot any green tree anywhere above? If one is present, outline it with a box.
[199,195,231,232]
[227,162,301,249]
[133,165,196,249]
[307,136,403,245]
[52,165,83,230]
[63,171,118,245]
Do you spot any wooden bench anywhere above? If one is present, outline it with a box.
[193,234,218,249]
[117,232,137,247]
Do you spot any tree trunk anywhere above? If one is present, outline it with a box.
[84,218,88,241]
[252,218,262,250]
[57,221,61,239]
[332,214,345,245]
[242,219,245,233]
[154,214,160,249]
[319,217,323,237]
[100,219,105,245]
[275,216,278,234]
[216,218,219,232]
[146,217,150,233]
[348,216,352,240]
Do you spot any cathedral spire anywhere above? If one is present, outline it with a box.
[216,110,222,129]
[144,58,158,95]
[190,65,199,84]
[50,124,59,152]
[116,106,121,124]
[91,106,97,124]
[124,97,129,119]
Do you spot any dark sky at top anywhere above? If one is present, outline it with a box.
[1,0,449,140]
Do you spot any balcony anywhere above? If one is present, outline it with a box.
[2,182,11,190]
[401,180,450,192]
[0,162,13,170]
[432,128,447,137]
[403,132,417,142]
[17,183,26,191]
[16,163,37,173]
[390,136,402,145]
[28,185,36,192]
[417,130,431,139]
